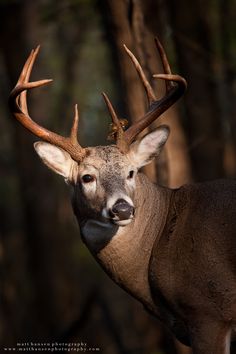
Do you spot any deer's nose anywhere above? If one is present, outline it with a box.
[109,199,134,220]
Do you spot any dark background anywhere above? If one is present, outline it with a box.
[0,0,236,353]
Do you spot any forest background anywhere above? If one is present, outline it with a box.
[0,0,236,353]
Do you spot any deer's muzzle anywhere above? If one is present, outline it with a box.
[109,198,134,223]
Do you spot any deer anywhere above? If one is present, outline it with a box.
[9,39,236,354]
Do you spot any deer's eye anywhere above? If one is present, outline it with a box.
[82,174,95,183]
[127,170,134,179]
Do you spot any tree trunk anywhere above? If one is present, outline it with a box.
[220,0,236,177]
[100,0,192,187]
[0,0,63,341]
[99,1,192,353]
[167,0,225,181]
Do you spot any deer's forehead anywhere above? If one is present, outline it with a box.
[80,146,130,171]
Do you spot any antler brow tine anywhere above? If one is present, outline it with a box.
[102,92,129,153]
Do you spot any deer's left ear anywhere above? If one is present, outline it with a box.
[34,142,76,179]
[128,125,169,168]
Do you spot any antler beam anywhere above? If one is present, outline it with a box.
[9,46,86,161]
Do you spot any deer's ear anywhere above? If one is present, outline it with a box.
[128,125,169,168]
[34,142,75,179]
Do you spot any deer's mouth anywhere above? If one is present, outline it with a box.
[112,218,134,226]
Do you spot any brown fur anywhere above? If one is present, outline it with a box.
[35,141,236,354]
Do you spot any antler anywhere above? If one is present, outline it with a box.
[9,46,86,161]
[103,37,187,152]
[102,92,130,153]
[9,40,187,158]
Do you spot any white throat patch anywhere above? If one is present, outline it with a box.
[81,219,119,253]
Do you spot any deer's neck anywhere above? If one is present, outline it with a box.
[81,173,172,312]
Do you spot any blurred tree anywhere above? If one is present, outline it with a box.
[99,0,192,353]
[0,0,71,340]
[219,0,236,177]
[100,0,192,188]
[167,0,226,181]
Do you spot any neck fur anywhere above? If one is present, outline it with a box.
[85,173,172,312]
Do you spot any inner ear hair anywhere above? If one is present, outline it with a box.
[34,141,75,179]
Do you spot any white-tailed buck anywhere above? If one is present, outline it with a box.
[9,39,236,354]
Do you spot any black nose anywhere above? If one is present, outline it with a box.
[110,199,134,220]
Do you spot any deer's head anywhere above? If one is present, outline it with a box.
[9,40,186,228]
[33,126,169,227]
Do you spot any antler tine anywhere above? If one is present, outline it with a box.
[102,92,129,153]
[70,104,79,144]
[9,47,86,161]
[123,44,156,105]
[123,40,187,146]
[19,46,40,116]
[154,37,187,93]
[154,37,173,91]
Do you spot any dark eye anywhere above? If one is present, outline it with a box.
[128,170,134,179]
[82,174,95,183]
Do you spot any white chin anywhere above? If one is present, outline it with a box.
[113,219,133,226]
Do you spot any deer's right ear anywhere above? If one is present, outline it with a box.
[34,142,75,179]
[128,125,170,168]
